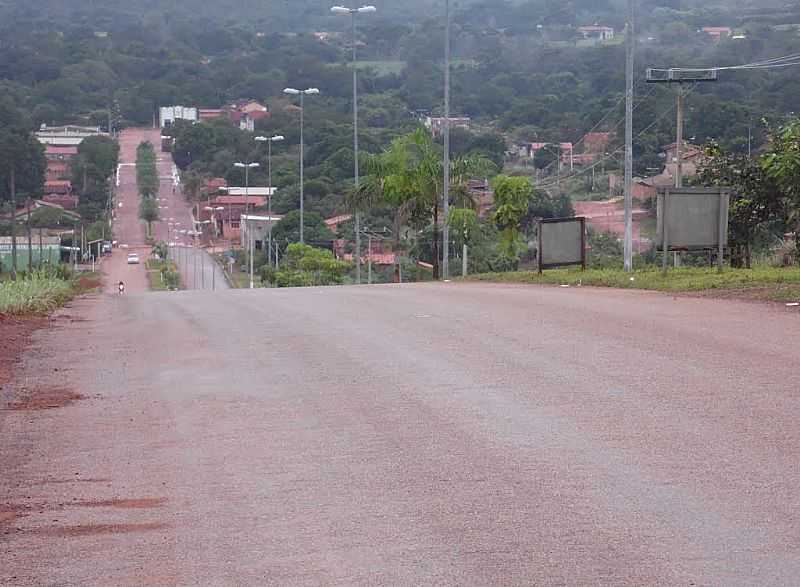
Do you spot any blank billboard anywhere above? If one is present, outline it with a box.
[538,217,586,271]
[656,188,729,250]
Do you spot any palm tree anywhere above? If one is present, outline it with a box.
[348,128,494,279]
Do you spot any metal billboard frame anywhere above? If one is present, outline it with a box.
[537,217,587,274]
[657,187,729,274]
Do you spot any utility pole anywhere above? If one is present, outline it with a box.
[442,0,451,280]
[676,86,684,188]
[623,0,635,272]
[367,232,373,284]
[462,227,468,277]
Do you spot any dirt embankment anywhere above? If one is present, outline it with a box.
[0,314,48,390]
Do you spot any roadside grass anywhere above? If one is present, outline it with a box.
[467,266,800,298]
[0,271,78,315]
[146,259,181,291]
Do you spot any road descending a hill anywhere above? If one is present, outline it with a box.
[2,282,800,585]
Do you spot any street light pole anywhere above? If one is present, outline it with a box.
[332,5,375,284]
[256,135,284,269]
[284,88,320,245]
[234,162,260,289]
[442,0,451,280]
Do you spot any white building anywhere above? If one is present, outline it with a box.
[578,25,615,42]
[241,214,283,251]
[424,116,471,137]
[159,106,199,128]
[35,124,107,147]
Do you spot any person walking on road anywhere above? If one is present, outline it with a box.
[118,281,125,295]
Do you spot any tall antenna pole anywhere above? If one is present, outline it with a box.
[623,0,635,272]
[352,10,362,284]
[442,0,451,280]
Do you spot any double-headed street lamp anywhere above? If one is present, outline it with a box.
[234,161,260,289]
[331,4,376,284]
[283,87,319,244]
[255,134,284,267]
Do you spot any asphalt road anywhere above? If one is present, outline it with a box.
[106,128,209,294]
[2,282,800,585]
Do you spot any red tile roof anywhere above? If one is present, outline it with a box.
[45,146,78,156]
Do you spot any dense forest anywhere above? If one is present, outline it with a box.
[2,0,800,274]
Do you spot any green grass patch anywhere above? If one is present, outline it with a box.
[0,270,77,315]
[467,266,800,295]
[146,260,181,291]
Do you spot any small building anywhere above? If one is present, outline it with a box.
[36,125,105,147]
[0,235,63,271]
[199,109,224,121]
[209,194,270,240]
[702,27,732,41]
[46,161,70,181]
[583,132,614,154]
[44,180,73,196]
[45,145,78,161]
[578,25,615,42]
[424,116,471,137]
[159,105,198,128]
[324,214,353,232]
[226,100,270,132]
[241,214,283,252]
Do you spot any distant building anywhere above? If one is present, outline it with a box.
[43,180,73,197]
[424,116,471,137]
[0,235,62,271]
[209,194,271,240]
[324,214,353,232]
[226,100,270,132]
[583,131,614,154]
[701,27,732,41]
[578,25,615,42]
[36,125,105,147]
[241,214,283,252]
[159,106,198,128]
[199,109,224,121]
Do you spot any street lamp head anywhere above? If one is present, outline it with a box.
[357,5,376,12]
[284,87,300,95]
[255,136,268,142]
[234,162,260,168]
[271,135,285,141]
[331,5,351,13]
[304,88,320,95]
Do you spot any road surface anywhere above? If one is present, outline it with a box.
[171,246,230,292]
[2,283,800,585]
[106,128,207,293]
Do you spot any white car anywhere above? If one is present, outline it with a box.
[127,253,140,264]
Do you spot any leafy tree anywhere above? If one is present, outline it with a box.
[263,243,350,287]
[701,144,786,267]
[492,175,535,262]
[762,120,800,262]
[271,210,335,249]
[139,197,159,238]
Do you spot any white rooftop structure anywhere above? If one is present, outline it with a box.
[221,187,277,197]
[36,124,107,146]
[159,106,199,128]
